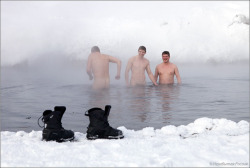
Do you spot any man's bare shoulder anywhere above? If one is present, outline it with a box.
[156,62,164,68]
[89,52,100,57]
[129,56,137,62]
[91,53,108,60]
[170,63,178,68]
[102,54,110,57]
[88,53,94,57]
[168,63,179,70]
[143,57,149,62]
[87,53,94,61]
[144,58,150,66]
[100,54,109,58]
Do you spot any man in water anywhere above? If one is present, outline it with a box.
[125,46,158,86]
[86,46,121,90]
[154,51,181,84]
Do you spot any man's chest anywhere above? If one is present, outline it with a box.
[132,61,147,69]
[159,66,174,75]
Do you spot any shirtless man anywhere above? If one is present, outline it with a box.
[86,46,121,90]
[154,51,181,84]
[125,46,158,86]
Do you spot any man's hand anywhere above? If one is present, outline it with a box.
[115,75,120,80]
[89,74,93,80]
[126,82,131,87]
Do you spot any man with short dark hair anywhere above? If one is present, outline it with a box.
[125,46,158,86]
[87,46,121,90]
[154,51,181,84]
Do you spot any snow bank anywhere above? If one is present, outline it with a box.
[1,118,249,167]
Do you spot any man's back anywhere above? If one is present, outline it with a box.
[87,53,110,90]
[89,53,109,78]
[86,46,121,90]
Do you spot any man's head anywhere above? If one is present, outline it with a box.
[138,46,146,56]
[138,46,146,52]
[91,46,100,53]
[162,51,170,63]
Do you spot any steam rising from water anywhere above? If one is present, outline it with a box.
[1,1,249,66]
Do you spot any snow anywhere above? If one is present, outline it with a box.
[1,117,249,167]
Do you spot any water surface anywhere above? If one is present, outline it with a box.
[1,63,249,133]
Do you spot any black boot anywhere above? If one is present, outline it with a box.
[38,106,74,142]
[85,105,124,140]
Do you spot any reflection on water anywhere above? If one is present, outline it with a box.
[155,85,180,123]
[126,86,152,122]
[83,84,181,131]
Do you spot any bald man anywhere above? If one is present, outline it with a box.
[86,46,121,90]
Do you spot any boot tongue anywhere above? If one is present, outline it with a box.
[43,110,52,116]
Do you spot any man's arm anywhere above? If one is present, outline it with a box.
[175,66,181,84]
[86,54,93,80]
[125,58,133,86]
[146,63,158,86]
[108,55,121,80]
[154,65,159,82]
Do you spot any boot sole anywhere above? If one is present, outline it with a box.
[87,134,124,140]
[43,136,75,143]
[57,136,75,142]
[107,135,124,139]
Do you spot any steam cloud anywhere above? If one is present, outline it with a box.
[1,1,249,66]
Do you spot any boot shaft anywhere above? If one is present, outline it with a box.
[43,106,66,129]
[86,107,108,129]
[85,105,124,140]
[85,105,112,128]
[87,105,110,119]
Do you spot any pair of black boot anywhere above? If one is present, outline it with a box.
[38,105,124,142]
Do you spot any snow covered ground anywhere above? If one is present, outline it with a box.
[1,117,249,167]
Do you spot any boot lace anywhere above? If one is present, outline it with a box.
[37,115,45,128]
[37,114,63,129]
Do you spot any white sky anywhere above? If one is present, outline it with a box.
[1,1,249,65]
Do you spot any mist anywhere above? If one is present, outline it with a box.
[1,1,249,67]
